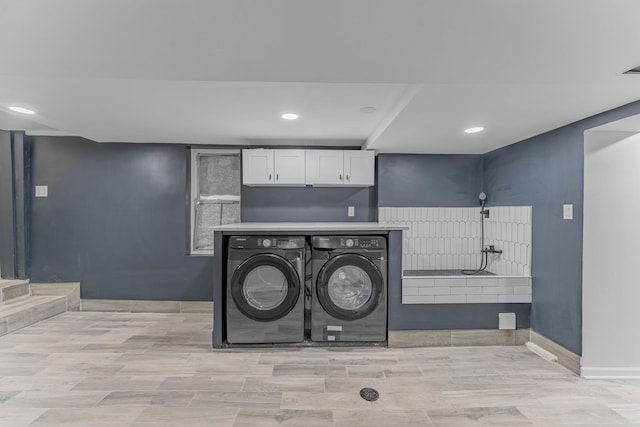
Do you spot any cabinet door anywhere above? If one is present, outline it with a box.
[306,150,344,185]
[343,150,375,186]
[242,149,274,185]
[273,149,306,185]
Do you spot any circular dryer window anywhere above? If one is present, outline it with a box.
[316,253,383,321]
[327,265,373,311]
[231,253,300,322]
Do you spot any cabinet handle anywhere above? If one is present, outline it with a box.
[269,173,272,181]
[339,174,343,181]
[276,174,279,181]
[346,174,350,181]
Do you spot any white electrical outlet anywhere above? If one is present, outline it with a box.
[348,206,355,217]
[35,185,48,198]
[563,204,573,220]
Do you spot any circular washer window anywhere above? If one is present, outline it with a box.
[243,265,288,310]
[231,253,300,322]
[316,253,383,321]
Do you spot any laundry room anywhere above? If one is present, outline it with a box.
[2,2,640,425]
[1,133,577,355]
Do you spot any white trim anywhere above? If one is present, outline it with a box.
[581,367,640,379]
[200,195,241,202]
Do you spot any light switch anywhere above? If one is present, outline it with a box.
[348,206,355,217]
[563,204,573,220]
[35,185,48,198]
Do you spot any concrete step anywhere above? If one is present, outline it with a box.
[0,295,67,337]
[30,282,80,311]
[0,279,30,302]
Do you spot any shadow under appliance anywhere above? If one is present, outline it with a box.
[226,236,305,344]
[311,236,387,342]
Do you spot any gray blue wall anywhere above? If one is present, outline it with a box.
[483,100,640,355]
[0,130,15,278]
[0,131,29,280]
[29,136,213,300]
[377,154,482,207]
[242,186,376,222]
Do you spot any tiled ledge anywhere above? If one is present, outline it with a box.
[402,276,531,304]
[81,299,213,314]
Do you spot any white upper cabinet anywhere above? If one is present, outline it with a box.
[273,150,306,184]
[305,150,344,186]
[242,149,274,185]
[306,149,375,187]
[343,150,375,186]
[243,148,374,187]
[242,149,305,186]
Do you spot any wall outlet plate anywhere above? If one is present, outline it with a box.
[499,312,516,330]
[348,206,355,217]
[35,185,48,198]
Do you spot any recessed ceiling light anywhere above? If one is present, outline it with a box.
[360,107,377,114]
[281,113,299,120]
[9,106,36,115]
[464,126,484,134]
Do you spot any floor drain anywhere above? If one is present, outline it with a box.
[359,387,379,402]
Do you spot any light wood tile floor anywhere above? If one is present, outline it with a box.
[0,312,638,426]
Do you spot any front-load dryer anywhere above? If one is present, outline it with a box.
[226,236,305,344]
[311,236,387,342]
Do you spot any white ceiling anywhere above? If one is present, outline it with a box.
[1,0,640,153]
[589,113,640,133]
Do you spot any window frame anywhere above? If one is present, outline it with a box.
[189,148,241,255]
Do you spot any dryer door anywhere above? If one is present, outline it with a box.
[231,253,300,321]
[316,253,383,321]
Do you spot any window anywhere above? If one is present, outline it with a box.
[189,149,241,254]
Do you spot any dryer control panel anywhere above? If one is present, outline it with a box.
[311,236,386,250]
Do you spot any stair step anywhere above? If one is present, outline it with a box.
[0,280,30,302]
[0,295,67,337]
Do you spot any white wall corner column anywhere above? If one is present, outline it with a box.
[582,130,640,378]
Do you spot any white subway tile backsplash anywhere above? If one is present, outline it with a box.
[498,277,531,288]
[402,295,435,304]
[437,278,467,287]
[465,277,499,287]
[403,287,419,296]
[435,295,467,304]
[419,287,452,296]
[451,286,481,295]
[482,286,514,295]
[498,294,532,303]
[467,294,499,303]
[403,278,435,288]
[513,286,532,295]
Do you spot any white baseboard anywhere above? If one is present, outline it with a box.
[581,367,640,379]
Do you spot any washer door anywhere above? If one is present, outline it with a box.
[231,253,300,322]
[316,253,383,321]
